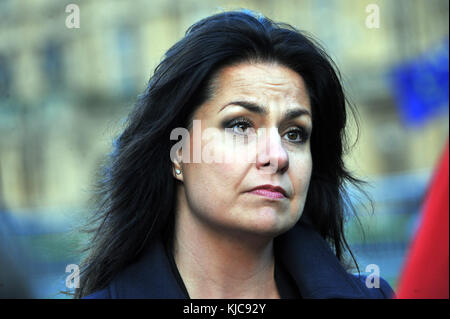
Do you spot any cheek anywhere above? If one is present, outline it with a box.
[183,162,245,228]
[290,152,313,198]
[183,141,250,214]
[198,131,252,179]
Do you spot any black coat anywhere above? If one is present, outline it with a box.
[84,222,395,299]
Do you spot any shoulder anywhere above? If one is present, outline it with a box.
[275,222,396,299]
[352,273,396,299]
[81,238,187,299]
[83,287,112,299]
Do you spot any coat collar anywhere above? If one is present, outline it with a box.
[275,222,371,298]
[109,236,187,298]
[109,222,373,299]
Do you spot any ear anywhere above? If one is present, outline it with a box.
[172,146,184,182]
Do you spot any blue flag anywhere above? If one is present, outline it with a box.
[390,40,449,127]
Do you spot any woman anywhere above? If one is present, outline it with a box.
[76,10,394,299]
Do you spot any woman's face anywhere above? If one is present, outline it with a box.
[176,62,313,239]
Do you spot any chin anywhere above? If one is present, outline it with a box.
[240,207,295,238]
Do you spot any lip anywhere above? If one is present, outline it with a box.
[248,184,288,199]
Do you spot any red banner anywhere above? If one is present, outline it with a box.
[396,139,449,299]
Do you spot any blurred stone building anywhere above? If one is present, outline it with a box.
[0,0,448,212]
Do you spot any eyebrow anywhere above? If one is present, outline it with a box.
[218,101,312,121]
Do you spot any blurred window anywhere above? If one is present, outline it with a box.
[42,41,64,88]
[116,26,137,96]
[0,55,12,98]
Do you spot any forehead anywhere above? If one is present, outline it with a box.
[210,62,311,110]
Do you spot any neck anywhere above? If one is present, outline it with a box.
[173,198,280,299]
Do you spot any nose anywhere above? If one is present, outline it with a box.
[255,127,289,174]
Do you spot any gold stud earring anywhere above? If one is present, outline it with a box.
[175,169,181,175]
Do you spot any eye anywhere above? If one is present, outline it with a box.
[283,127,309,144]
[224,117,256,135]
[234,122,252,134]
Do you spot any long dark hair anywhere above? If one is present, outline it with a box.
[75,10,368,298]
